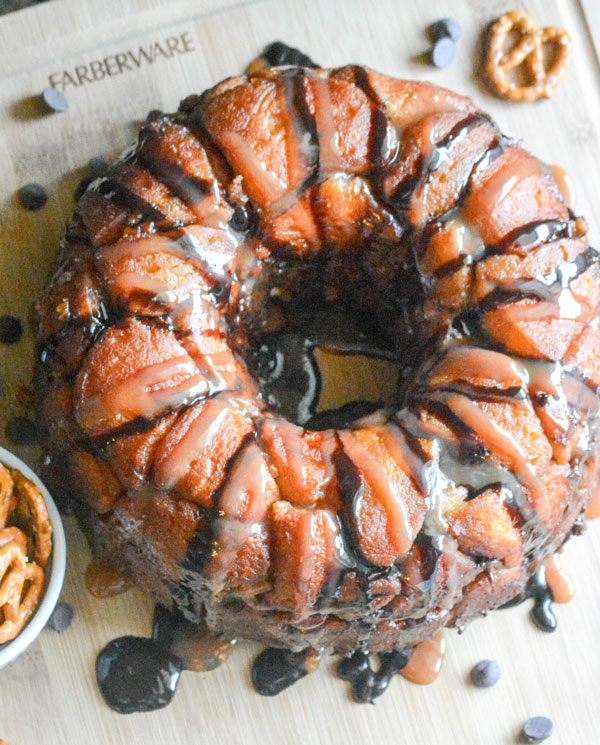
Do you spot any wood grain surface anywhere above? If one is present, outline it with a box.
[0,0,599,743]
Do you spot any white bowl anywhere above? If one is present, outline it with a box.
[0,445,66,669]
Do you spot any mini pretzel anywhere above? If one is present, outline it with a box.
[0,540,27,625]
[0,464,15,529]
[486,11,572,102]
[10,470,52,568]
[0,560,44,644]
[0,527,27,553]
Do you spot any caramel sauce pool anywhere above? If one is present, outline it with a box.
[551,164,576,209]
[585,484,600,519]
[85,558,134,598]
[542,554,575,604]
[400,631,446,685]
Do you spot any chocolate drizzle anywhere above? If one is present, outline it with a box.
[492,217,582,254]
[348,65,393,168]
[392,113,493,210]
[252,333,321,425]
[280,70,320,194]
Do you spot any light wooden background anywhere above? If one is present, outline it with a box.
[0,0,599,743]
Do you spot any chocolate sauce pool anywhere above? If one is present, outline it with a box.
[250,310,400,427]
[96,636,182,714]
[251,648,313,696]
[337,649,411,703]
[96,604,235,713]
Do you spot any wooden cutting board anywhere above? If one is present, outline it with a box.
[1,0,599,743]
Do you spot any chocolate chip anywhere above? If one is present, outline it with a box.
[75,174,95,200]
[230,204,251,232]
[431,37,456,68]
[522,716,554,743]
[5,416,38,445]
[0,315,23,344]
[41,87,68,113]
[430,18,462,42]
[470,659,501,687]
[262,41,318,69]
[47,602,74,633]
[88,157,109,176]
[146,109,163,123]
[17,183,48,211]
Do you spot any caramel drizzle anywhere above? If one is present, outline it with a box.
[339,430,416,558]
[390,344,598,557]
[136,121,231,228]
[83,354,209,431]
[153,397,231,489]
[206,437,272,584]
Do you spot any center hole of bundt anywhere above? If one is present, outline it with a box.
[248,307,403,430]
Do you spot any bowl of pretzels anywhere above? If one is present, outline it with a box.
[0,446,66,669]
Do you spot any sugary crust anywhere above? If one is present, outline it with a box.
[36,65,599,654]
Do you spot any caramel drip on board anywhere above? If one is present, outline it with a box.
[585,483,600,519]
[400,630,446,685]
[551,164,576,209]
[85,557,133,598]
[542,554,575,604]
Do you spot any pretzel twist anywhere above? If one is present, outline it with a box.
[0,466,52,643]
[0,527,27,553]
[0,538,27,622]
[0,465,15,529]
[0,554,45,644]
[11,470,52,568]
[486,11,572,102]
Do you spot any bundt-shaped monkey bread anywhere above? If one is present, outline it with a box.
[36,61,600,656]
